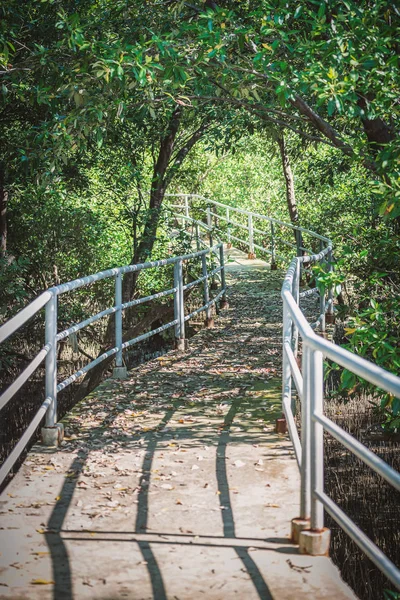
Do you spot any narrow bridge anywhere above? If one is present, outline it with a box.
[0,196,399,599]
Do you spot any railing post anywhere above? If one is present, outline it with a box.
[226,207,232,248]
[292,259,300,358]
[248,214,255,259]
[184,194,189,219]
[277,301,291,435]
[206,204,212,228]
[206,206,213,247]
[300,346,311,520]
[291,343,311,543]
[42,292,64,446]
[174,258,186,351]
[299,349,330,555]
[270,222,277,270]
[326,247,335,324]
[219,244,229,309]
[113,271,127,379]
[295,228,302,257]
[310,349,324,530]
[195,222,201,251]
[295,228,303,281]
[202,253,214,328]
[319,241,326,333]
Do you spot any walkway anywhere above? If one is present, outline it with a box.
[0,250,357,599]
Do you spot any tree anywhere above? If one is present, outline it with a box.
[131,0,399,215]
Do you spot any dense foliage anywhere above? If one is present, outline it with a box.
[1,3,399,418]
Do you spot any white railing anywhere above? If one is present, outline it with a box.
[0,228,227,486]
[169,193,400,590]
[282,253,400,589]
[2,192,399,588]
[166,192,329,264]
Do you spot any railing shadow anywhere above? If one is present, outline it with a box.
[39,387,286,600]
[216,396,274,599]
[30,275,292,599]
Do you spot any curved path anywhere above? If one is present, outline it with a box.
[0,249,357,599]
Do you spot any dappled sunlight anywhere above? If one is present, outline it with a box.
[0,254,355,600]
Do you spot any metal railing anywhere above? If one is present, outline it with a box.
[166,193,327,266]
[282,256,400,590]
[168,193,400,589]
[0,234,227,486]
[2,191,400,588]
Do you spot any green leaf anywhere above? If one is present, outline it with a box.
[294,6,303,18]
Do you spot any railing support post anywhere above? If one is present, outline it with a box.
[206,204,212,228]
[277,302,291,435]
[202,253,214,328]
[195,222,201,251]
[295,228,304,282]
[319,241,326,333]
[291,344,311,543]
[295,228,302,257]
[206,205,213,248]
[226,208,232,249]
[292,259,300,358]
[248,214,255,259]
[219,244,229,310]
[174,258,186,351]
[300,346,311,520]
[270,222,277,270]
[299,349,331,555]
[113,271,127,379]
[42,292,64,446]
[326,247,335,324]
[184,194,189,220]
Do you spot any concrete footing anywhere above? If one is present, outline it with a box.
[220,299,229,310]
[291,518,310,544]
[113,366,128,380]
[275,416,288,434]
[175,338,188,352]
[299,528,331,556]
[41,423,64,447]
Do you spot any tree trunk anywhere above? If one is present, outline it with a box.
[0,167,8,258]
[122,106,183,302]
[277,134,299,225]
[73,110,207,403]
[277,134,303,252]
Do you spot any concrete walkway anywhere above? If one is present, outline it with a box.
[0,250,357,600]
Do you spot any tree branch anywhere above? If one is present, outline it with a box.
[189,95,337,146]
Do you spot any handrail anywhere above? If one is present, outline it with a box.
[2,192,400,589]
[0,219,227,486]
[282,253,400,590]
[165,193,332,243]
